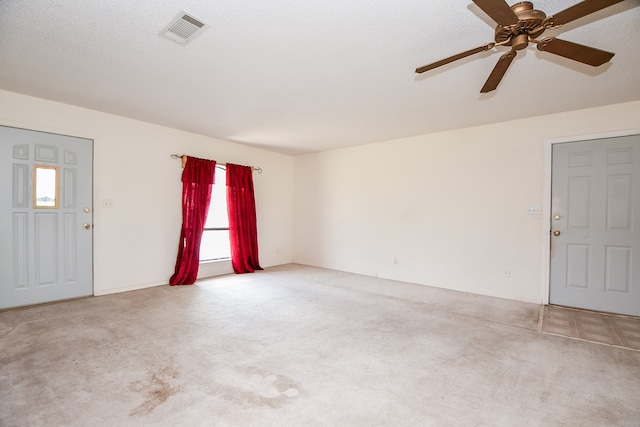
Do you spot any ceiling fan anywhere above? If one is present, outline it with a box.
[415,0,624,93]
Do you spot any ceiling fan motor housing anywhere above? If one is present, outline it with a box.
[494,1,547,48]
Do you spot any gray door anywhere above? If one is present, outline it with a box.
[0,126,93,309]
[550,135,640,316]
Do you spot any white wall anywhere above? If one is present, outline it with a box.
[4,88,639,304]
[293,100,640,303]
[0,90,294,295]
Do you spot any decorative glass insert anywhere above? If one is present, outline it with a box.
[34,165,59,209]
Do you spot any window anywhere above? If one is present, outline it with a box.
[33,165,59,209]
[199,167,231,261]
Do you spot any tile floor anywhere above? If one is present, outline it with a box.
[541,305,640,350]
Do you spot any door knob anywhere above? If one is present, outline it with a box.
[553,230,560,236]
[83,223,91,230]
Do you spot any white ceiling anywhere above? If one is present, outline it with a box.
[1,0,638,155]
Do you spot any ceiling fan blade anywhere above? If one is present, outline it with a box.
[480,50,516,93]
[415,43,495,73]
[546,0,624,27]
[472,0,519,26]
[537,37,614,66]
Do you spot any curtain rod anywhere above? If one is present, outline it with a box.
[171,154,262,174]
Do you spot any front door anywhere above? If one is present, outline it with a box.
[0,126,93,309]
[550,135,640,316]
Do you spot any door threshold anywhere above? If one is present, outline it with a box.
[548,304,640,320]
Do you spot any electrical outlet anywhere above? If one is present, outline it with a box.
[102,199,114,209]
[503,269,510,279]
[393,256,398,265]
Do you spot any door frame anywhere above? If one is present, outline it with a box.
[542,128,640,305]
[0,119,98,300]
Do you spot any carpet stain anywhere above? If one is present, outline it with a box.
[129,366,180,416]
[214,367,302,408]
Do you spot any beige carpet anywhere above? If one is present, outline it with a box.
[1,264,640,426]
[541,305,640,350]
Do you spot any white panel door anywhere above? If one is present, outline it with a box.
[0,126,93,309]
[550,135,640,316]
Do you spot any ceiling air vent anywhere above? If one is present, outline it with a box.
[160,11,210,46]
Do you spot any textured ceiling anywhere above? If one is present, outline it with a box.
[1,0,638,155]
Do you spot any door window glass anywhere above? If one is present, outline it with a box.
[33,165,59,208]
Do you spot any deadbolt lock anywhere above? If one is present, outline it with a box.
[84,207,91,213]
[554,214,561,220]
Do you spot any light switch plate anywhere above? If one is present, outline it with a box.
[526,206,541,215]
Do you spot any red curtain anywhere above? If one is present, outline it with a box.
[226,164,262,274]
[170,156,216,285]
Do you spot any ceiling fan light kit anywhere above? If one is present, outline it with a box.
[415,0,625,93]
